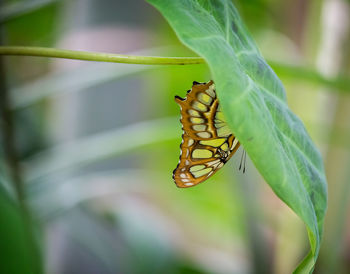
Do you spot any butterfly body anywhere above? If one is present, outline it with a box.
[173,80,240,188]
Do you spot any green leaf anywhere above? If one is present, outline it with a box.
[147,0,327,273]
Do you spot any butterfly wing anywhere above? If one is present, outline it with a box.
[175,80,232,140]
[173,81,240,188]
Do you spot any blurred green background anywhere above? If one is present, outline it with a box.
[0,0,349,273]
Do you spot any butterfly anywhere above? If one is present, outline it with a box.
[173,80,241,188]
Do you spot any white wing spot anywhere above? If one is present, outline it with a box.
[187,138,194,146]
[206,159,221,167]
[192,125,206,131]
[196,132,211,138]
[188,109,201,117]
[231,138,239,150]
[190,117,205,124]
[217,162,224,169]
[206,84,216,97]
[192,101,208,112]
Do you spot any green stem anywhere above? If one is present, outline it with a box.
[1,46,349,92]
[0,46,205,65]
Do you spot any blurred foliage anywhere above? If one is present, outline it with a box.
[0,0,349,274]
[0,180,42,274]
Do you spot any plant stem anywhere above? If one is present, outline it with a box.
[0,46,349,92]
[0,46,205,65]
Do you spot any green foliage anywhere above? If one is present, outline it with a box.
[0,0,59,24]
[0,184,42,274]
[147,0,328,273]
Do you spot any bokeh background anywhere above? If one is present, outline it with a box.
[1,0,350,273]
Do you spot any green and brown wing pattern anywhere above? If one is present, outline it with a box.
[173,81,240,188]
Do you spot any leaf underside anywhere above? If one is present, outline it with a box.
[147,0,327,273]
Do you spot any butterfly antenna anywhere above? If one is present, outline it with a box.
[239,149,244,171]
[243,150,247,173]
